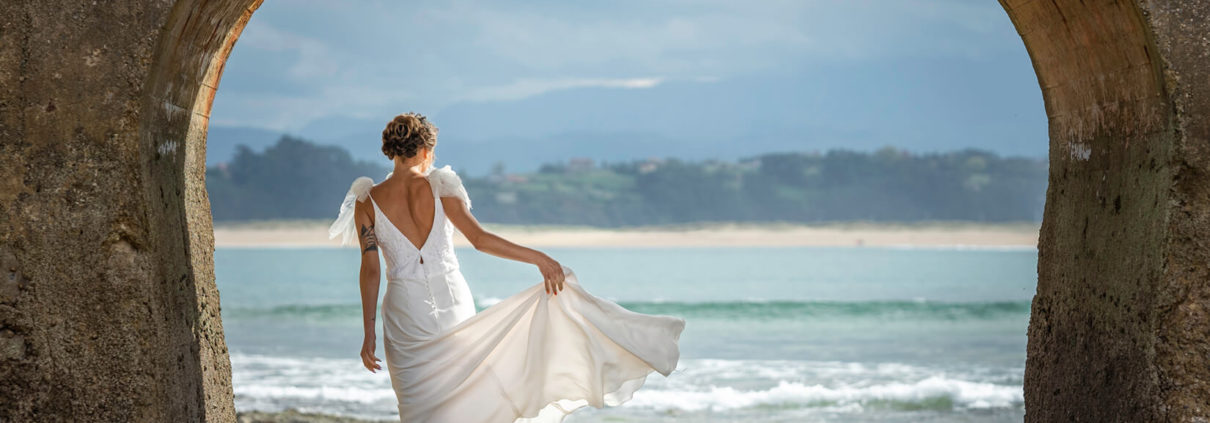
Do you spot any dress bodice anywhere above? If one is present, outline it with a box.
[367,183,460,283]
[329,164,476,327]
[328,163,472,257]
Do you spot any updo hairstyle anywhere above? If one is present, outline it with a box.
[381,112,438,160]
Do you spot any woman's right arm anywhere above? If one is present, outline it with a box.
[354,199,383,373]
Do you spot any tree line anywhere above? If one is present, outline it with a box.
[206,135,1047,225]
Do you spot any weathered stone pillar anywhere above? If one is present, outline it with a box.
[1,1,259,421]
[1003,0,1210,420]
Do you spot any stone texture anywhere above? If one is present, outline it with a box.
[0,0,1208,421]
[0,329,25,361]
[1142,0,1210,419]
[0,0,259,421]
[1001,0,1210,420]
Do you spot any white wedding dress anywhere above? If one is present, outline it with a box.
[329,164,686,422]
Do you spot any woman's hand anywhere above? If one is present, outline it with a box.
[537,253,565,295]
[361,335,382,373]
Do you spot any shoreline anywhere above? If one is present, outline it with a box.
[237,410,384,423]
[213,220,1039,249]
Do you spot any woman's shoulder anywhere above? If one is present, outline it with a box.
[426,165,472,209]
[426,165,463,187]
[349,169,397,199]
[427,164,458,178]
[346,176,376,202]
[329,174,382,246]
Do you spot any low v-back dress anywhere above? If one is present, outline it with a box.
[329,164,686,422]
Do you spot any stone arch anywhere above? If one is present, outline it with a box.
[0,0,1206,421]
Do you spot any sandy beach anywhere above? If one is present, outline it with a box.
[213,220,1039,249]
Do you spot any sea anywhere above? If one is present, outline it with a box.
[217,245,1036,422]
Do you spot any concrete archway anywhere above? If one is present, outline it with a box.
[0,0,1207,421]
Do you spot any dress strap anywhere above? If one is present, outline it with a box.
[427,164,472,210]
[328,176,375,246]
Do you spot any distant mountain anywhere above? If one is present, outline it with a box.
[204,126,290,166]
[205,59,1048,175]
[205,136,1048,225]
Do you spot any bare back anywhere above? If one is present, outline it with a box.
[368,174,436,252]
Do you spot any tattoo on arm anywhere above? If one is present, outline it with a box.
[360,223,379,254]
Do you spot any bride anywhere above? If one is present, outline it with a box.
[329,113,686,422]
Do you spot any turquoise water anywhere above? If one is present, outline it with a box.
[218,246,1035,422]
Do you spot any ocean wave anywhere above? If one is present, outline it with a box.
[230,354,1022,416]
[235,384,397,404]
[223,299,1030,322]
[231,354,395,406]
[627,377,1021,412]
[880,244,1037,252]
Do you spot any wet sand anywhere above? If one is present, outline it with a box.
[237,410,384,423]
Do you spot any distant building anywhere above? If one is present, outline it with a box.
[567,157,594,172]
[489,173,527,184]
[638,157,665,174]
[488,161,508,183]
[737,158,761,171]
[495,191,518,205]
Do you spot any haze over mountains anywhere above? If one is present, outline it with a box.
[207,60,1046,176]
[207,1,1047,177]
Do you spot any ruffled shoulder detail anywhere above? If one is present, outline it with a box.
[427,164,472,210]
[328,176,375,246]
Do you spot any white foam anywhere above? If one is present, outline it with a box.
[673,358,933,381]
[231,353,394,403]
[625,376,1022,412]
[476,296,502,307]
[235,384,397,404]
[230,354,1022,416]
[881,244,1037,252]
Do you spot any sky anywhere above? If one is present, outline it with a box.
[209,0,1048,175]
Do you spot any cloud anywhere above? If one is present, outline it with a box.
[235,20,340,81]
[210,78,426,131]
[423,3,816,77]
[211,0,1027,130]
[460,77,665,103]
